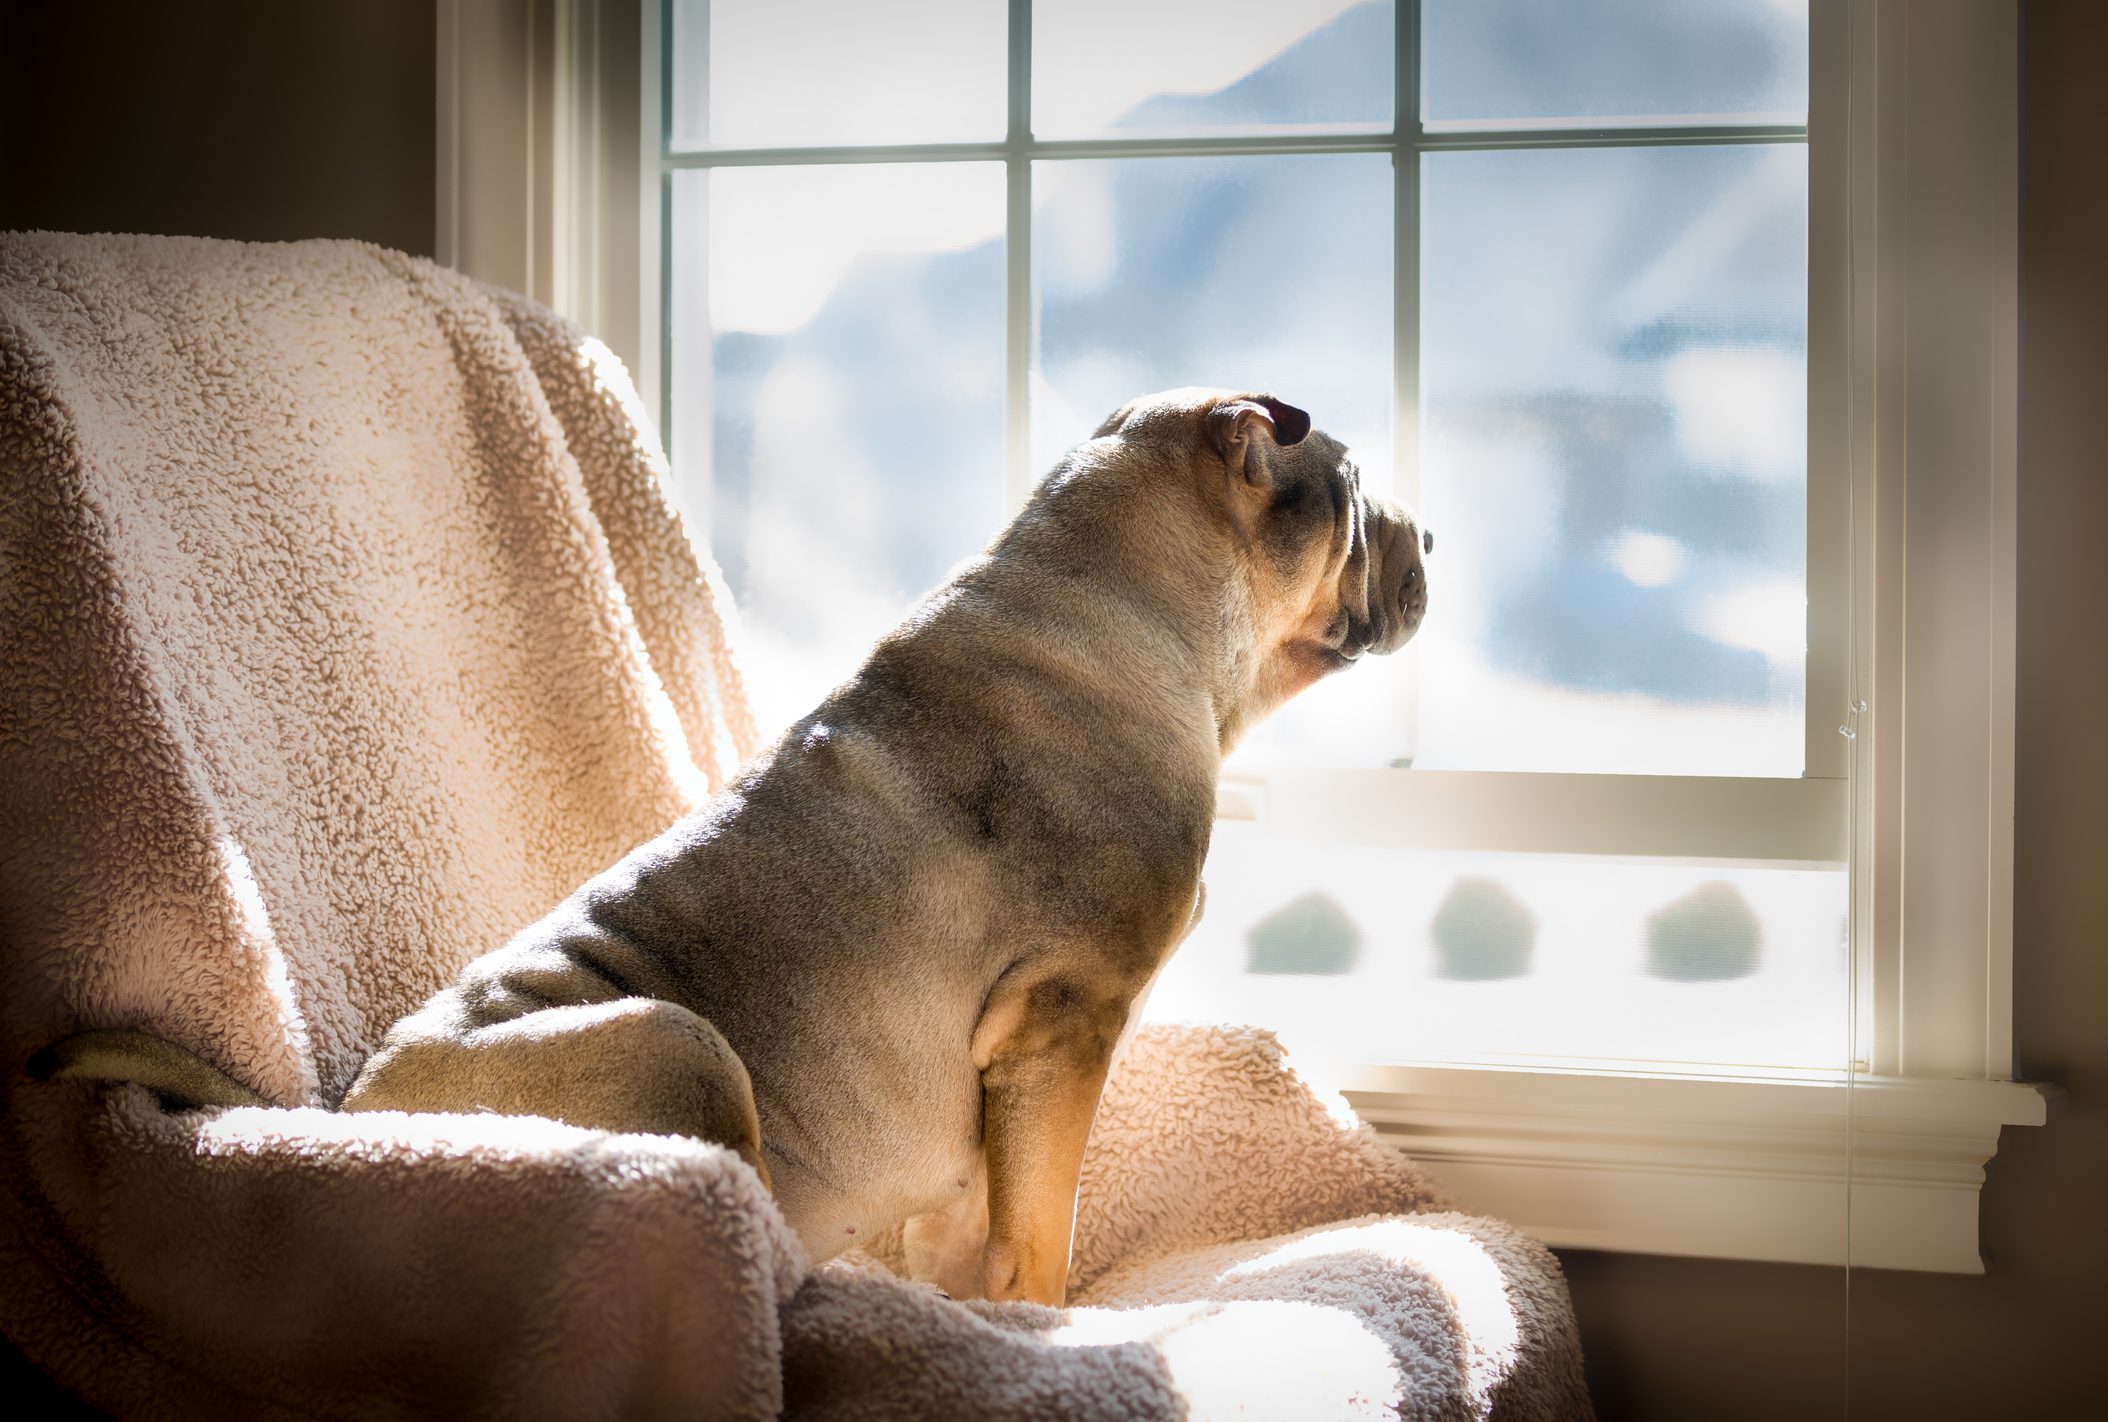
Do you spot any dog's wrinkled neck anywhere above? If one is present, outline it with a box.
[1206,579,1271,755]
[990,447,1251,745]
[1036,447,1304,757]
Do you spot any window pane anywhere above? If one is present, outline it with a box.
[1417,144,1808,777]
[1034,0,1393,139]
[1421,0,1808,129]
[1146,824,1849,1072]
[669,0,1006,149]
[1032,155,1392,470]
[668,164,1007,735]
[1032,153,1401,768]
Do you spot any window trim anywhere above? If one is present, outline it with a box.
[1339,1057,2053,1274]
[441,0,2042,1273]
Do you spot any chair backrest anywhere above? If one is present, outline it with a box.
[0,232,755,1104]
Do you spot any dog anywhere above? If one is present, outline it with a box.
[37,389,1428,1307]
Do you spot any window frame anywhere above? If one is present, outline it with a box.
[662,0,1849,802]
[441,0,2048,1273]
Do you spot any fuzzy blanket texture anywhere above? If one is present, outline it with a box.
[0,230,1591,1420]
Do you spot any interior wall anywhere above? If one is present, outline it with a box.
[1559,1,2108,1415]
[0,5,436,1408]
[0,0,435,256]
[0,2,436,1415]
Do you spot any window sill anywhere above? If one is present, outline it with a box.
[1336,1060,2056,1274]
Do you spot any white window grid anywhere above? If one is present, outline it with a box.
[445,0,2035,1270]
[655,0,1858,1054]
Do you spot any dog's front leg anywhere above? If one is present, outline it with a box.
[973,970,1128,1306]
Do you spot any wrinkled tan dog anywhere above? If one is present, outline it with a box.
[43,389,1428,1306]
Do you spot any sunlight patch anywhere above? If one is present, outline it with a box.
[1609,529,1689,588]
[1053,1298,1400,1421]
[1663,345,1804,482]
[216,835,317,1101]
[1696,579,1806,666]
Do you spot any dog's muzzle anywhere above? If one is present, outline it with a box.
[1357,497,1429,657]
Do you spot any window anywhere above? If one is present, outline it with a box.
[661,0,1849,1078]
[442,0,2040,1269]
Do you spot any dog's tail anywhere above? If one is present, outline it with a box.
[27,1029,271,1110]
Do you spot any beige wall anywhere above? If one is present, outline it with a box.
[0,0,435,256]
[0,5,436,1408]
[2,2,2101,1416]
[1561,2,2108,1415]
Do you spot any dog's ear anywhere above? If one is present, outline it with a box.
[1208,395,1311,488]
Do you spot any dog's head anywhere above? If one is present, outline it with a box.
[1090,388,1429,744]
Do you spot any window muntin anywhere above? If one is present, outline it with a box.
[662,1,1837,1073]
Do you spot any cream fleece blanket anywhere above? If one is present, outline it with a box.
[0,231,1589,1419]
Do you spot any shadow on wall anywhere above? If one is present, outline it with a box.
[0,0,435,255]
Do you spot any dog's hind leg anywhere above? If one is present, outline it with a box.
[342,997,771,1189]
[902,1155,989,1298]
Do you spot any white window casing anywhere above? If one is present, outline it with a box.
[1339,1057,2047,1275]
[435,0,652,404]
[439,0,2053,1274]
